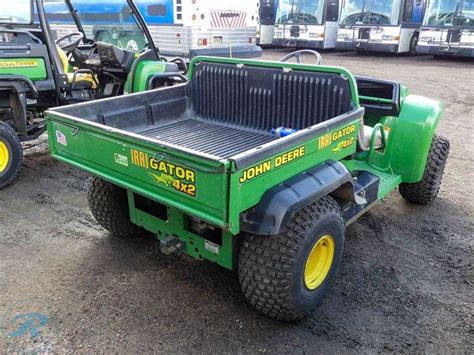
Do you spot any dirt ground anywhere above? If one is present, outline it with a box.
[1,50,473,353]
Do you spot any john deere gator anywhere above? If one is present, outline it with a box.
[45,55,450,321]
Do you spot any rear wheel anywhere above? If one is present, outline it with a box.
[399,135,450,205]
[88,177,148,239]
[0,122,23,189]
[238,196,345,321]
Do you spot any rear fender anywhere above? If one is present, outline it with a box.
[383,94,443,183]
[240,160,359,236]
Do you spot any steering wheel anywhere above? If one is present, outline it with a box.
[169,57,188,75]
[56,32,84,53]
[280,50,323,65]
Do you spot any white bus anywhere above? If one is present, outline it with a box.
[417,0,474,57]
[47,0,262,59]
[337,0,428,54]
[257,0,278,45]
[272,0,343,49]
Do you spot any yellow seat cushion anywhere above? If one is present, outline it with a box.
[56,45,98,89]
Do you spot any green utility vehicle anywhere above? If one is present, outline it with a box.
[0,0,186,188]
[45,54,450,321]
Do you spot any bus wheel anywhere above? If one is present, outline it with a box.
[409,34,419,55]
[0,121,23,189]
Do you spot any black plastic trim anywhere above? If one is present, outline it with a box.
[240,160,354,235]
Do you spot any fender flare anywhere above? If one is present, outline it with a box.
[240,160,361,236]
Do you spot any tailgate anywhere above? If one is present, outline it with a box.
[46,114,231,228]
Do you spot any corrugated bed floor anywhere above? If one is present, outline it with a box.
[139,118,276,158]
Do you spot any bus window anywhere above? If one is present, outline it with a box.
[147,4,167,17]
[326,0,339,22]
[403,0,425,23]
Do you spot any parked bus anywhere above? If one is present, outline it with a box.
[417,0,474,57]
[258,0,279,45]
[45,0,262,59]
[272,0,343,49]
[336,0,428,54]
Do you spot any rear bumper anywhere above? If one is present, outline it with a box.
[336,41,399,53]
[189,45,263,59]
[272,38,324,49]
[416,44,474,57]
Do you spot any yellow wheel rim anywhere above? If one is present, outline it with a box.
[0,140,9,173]
[304,235,335,290]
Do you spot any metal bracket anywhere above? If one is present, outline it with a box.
[160,235,185,255]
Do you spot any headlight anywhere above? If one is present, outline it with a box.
[382,35,393,41]
[420,36,433,43]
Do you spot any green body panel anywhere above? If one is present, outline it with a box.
[343,160,402,199]
[0,58,47,81]
[227,120,361,233]
[129,196,234,269]
[124,60,168,94]
[47,115,231,228]
[359,94,442,183]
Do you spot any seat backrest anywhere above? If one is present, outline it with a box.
[190,62,352,132]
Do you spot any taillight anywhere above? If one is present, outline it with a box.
[198,38,208,46]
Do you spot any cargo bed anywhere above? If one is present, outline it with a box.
[46,57,364,236]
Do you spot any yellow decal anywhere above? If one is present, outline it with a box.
[239,146,305,183]
[318,124,357,151]
[130,148,197,197]
[0,60,39,69]
[331,137,356,153]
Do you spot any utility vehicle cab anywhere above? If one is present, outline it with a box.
[0,0,184,188]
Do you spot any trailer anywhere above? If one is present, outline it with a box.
[337,0,428,54]
[273,0,343,49]
[417,0,474,57]
[46,55,450,321]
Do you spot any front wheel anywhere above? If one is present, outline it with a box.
[409,34,419,55]
[399,135,450,205]
[0,122,23,189]
[238,196,345,321]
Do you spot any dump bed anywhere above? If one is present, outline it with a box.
[46,57,363,234]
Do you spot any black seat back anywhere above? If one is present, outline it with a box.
[190,62,352,132]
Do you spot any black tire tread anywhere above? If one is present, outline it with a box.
[399,135,450,205]
[88,177,146,239]
[0,122,23,189]
[238,196,341,321]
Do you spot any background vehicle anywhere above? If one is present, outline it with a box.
[417,0,474,57]
[337,0,427,54]
[273,0,343,49]
[46,54,449,321]
[0,0,182,188]
[258,0,279,45]
[46,0,263,59]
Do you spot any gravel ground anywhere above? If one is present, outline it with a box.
[1,49,473,353]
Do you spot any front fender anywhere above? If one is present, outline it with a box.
[383,94,443,183]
